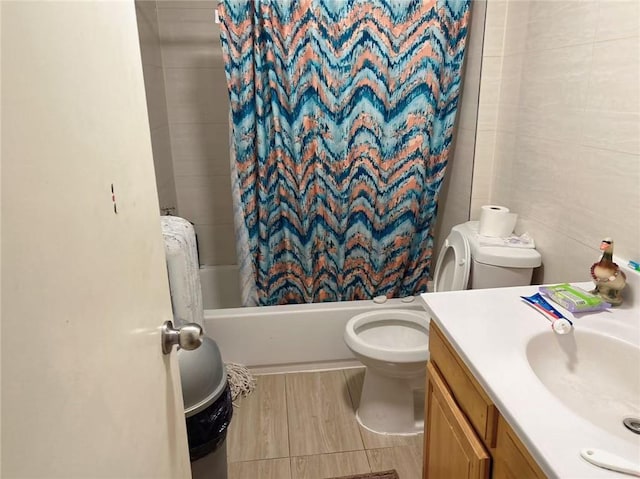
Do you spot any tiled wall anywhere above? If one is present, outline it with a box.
[475,0,640,282]
[135,0,177,214]
[433,1,486,258]
[157,1,236,266]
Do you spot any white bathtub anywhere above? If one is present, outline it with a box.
[203,297,427,373]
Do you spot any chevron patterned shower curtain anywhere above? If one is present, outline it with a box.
[220,0,470,306]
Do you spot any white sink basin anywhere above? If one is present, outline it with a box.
[526,330,640,445]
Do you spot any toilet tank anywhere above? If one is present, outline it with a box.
[469,260,535,289]
[456,222,542,289]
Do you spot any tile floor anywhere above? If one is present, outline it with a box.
[226,368,424,479]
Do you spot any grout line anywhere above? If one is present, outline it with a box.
[364,446,374,473]
[228,456,291,465]
[283,373,293,460]
[342,369,369,451]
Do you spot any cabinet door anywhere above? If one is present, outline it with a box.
[493,416,547,479]
[424,362,491,479]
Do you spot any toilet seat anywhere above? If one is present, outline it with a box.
[344,310,429,363]
[432,228,470,292]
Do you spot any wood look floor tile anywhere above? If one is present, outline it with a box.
[286,370,364,456]
[290,451,371,479]
[228,458,292,479]
[227,375,289,462]
[344,368,425,450]
[343,367,365,411]
[366,446,424,479]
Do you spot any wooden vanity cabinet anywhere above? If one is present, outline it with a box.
[424,362,491,479]
[493,416,547,479]
[423,323,547,479]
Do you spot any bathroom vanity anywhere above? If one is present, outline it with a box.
[424,321,545,479]
[420,269,640,479]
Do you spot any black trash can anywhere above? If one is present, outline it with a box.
[178,336,232,479]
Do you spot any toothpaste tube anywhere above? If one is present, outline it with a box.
[539,283,610,313]
[521,293,573,334]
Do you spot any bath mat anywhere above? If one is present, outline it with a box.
[327,470,399,479]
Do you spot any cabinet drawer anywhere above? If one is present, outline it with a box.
[494,416,547,479]
[429,322,498,447]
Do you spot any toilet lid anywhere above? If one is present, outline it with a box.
[432,228,470,292]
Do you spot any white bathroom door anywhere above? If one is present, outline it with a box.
[2,1,191,478]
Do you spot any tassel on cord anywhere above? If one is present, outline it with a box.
[226,363,256,406]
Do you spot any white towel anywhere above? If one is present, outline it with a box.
[161,216,204,327]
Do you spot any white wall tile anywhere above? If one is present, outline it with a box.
[488,131,514,206]
[136,0,178,214]
[471,129,496,201]
[157,180,178,213]
[170,122,230,162]
[468,1,488,58]
[158,0,218,8]
[517,217,596,284]
[519,44,592,109]
[501,1,531,56]
[482,0,506,57]
[158,8,225,68]
[562,146,640,261]
[158,7,219,42]
[478,56,502,106]
[455,2,485,132]
[435,133,475,260]
[194,223,238,266]
[508,136,573,233]
[164,67,230,123]
[524,1,598,51]
[586,36,640,113]
[150,125,175,188]
[457,76,481,130]
[476,102,499,131]
[595,0,640,41]
[470,196,490,220]
[517,105,584,143]
[136,1,163,67]
[175,175,234,225]
[153,3,235,265]
[442,127,475,214]
[558,237,601,283]
[142,64,170,130]
[162,43,225,70]
[581,110,640,155]
[150,126,177,212]
[496,53,523,107]
[479,0,640,284]
[173,157,231,178]
[495,103,520,134]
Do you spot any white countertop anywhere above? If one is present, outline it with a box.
[420,263,640,479]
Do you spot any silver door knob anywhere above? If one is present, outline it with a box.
[161,320,203,354]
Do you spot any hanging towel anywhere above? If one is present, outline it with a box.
[161,216,204,327]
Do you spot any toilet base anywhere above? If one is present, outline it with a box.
[356,366,425,435]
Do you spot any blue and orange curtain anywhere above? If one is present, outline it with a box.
[220,0,470,306]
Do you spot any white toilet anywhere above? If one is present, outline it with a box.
[344,221,542,435]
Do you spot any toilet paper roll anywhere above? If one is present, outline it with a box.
[478,205,518,238]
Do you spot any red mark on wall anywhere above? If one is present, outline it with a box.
[111,183,118,214]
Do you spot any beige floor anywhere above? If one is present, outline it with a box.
[227,368,424,479]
